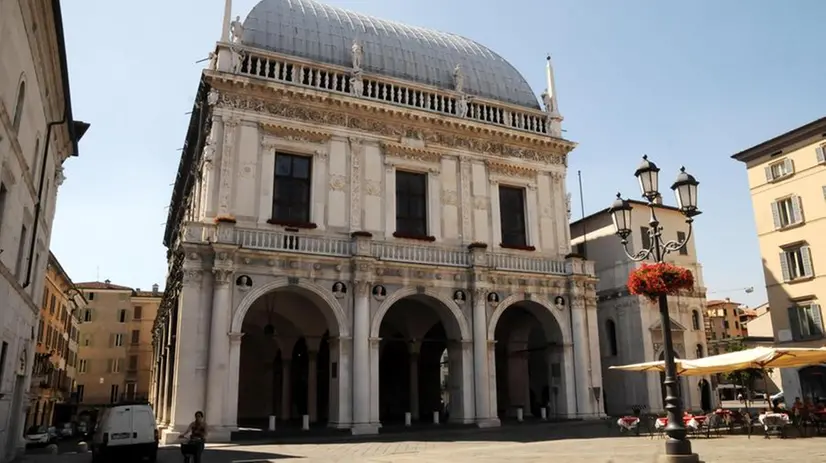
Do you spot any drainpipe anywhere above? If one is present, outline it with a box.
[23,106,68,288]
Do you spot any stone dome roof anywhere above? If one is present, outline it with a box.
[242,0,540,109]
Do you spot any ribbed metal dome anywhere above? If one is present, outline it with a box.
[242,0,540,109]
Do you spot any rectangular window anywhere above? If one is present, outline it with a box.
[83,309,92,322]
[128,355,138,371]
[677,231,688,255]
[118,309,127,323]
[765,158,794,182]
[49,295,56,314]
[125,382,137,400]
[499,186,527,247]
[779,244,814,281]
[771,196,804,229]
[15,224,28,279]
[76,384,85,403]
[789,303,823,341]
[87,292,95,301]
[0,342,8,388]
[108,358,121,373]
[272,153,312,223]
[133,306,142,320]
[0,183,7,233]
[114,334,124,347]
[37,319,44,343]
[78,359,87,374]
[816,145,825,164]
[640,226,651,250]
[131,330,140,345]
[395,171,428,236]
[109,384,119,403]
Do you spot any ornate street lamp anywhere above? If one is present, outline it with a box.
[610,156,701,462]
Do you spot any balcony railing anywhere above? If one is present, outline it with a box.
[184,223,590,277]
[228,45,552,137]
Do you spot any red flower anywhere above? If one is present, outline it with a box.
[627,262,694,302]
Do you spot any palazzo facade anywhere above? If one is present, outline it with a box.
[152,0,601,443]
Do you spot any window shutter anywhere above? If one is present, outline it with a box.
[783,158,794,174]
[801,245,813,277]
[822,185,826,201]
[779,251,791,281]
[817,146,826,164]
[811,304,823,337]
[771,201,781,229]
[106,359,113,373]
[764,166,773,182]
[788,307,801,341]
[792,196,804,224]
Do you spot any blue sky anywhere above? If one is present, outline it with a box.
[53,0,825,306]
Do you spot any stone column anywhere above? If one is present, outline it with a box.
[280,360,292,421]
[308,351,318,423]
[163,307,178,426]
[156,324,168,425]
[571,300,593,417]
[328,336,352,429]
[427,168,442,240]
[224,332,245,429]
[206,266,233,436]
[525,184,540,250]
[408,344,420,420]
[471,289,492,425]
[351,280,375,434]
[369,338,381,426]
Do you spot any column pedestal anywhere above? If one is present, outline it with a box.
[351,281,379,435]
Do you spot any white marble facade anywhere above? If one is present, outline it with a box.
[152,0,602,443]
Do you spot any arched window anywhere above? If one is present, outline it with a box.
[692,310,700,331]
[695,344,703,358]
[606,319,618,356]
[13,80,26,132]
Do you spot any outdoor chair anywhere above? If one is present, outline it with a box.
[761,414,788,439]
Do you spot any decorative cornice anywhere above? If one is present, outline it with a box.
[261,124,332,144]
[486,161,538,179]
[209,86,571,165]
[381,142,443,165]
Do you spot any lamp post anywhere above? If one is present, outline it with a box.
[609,155,701,462]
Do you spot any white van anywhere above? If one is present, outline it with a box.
[90,402,158,462]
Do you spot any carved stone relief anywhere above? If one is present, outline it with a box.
[239,163,255,178]
[349,137,363,229]
[487,162,537,180]
[473,196,490,210]
[365,181,381,197]
[381,143,442,165]
[218,117,239,215]
[329,175,346,191]
[441,189,458,206]
[459,158,472,238]
[213,92,569,166]
[261,124,332,144]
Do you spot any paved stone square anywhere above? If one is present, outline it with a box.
[23,423,826,462]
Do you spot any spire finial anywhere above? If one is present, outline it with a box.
[221,0,233,42]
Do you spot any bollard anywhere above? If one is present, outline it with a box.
[540,407,547,420]
[516,407,524,422]
[302,414,310,431]
[46,444,58,455]
[268,415,276,431]
[404,412,412,427]
[77,442,88,453]
[433,411,440,425]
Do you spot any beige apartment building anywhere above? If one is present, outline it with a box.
[74,281,161,408]
[704,299,752,355]
[733,116,826,402]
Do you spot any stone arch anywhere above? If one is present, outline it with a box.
[487,294,571,344]
[370,287,470,340]
[231,276,349,337]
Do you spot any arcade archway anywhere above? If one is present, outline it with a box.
[490,300,568,420]
[237,287,341,428]
[375,293,469,424]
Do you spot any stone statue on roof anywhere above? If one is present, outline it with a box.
[453,64,465,93]
[351,40,364,73]
[230,15,244,43]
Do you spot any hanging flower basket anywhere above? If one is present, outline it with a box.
[627,262,694,302]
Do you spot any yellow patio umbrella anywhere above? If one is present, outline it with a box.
[676,346,826,376]
[608,359,695,375]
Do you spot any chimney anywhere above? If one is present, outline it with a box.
[152,284,159,294]
[136,288,141,292]
[104,279,111,285]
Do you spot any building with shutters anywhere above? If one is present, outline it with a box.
[151,0,602,443]
[26,252,85,429]
[732,116,826,403]
[0,0,87,459]
[73,281,162,409]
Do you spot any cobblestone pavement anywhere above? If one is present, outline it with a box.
[23,423,826,462]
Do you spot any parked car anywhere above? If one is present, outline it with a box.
[25,426,58,447]
[90,403,158,462]
[57,422,75,438]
